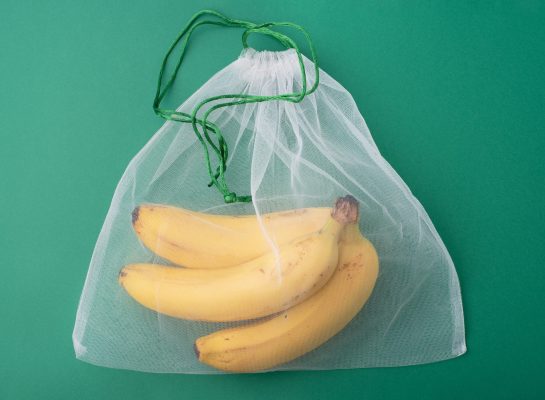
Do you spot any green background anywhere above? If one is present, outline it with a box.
[2,0,544,398]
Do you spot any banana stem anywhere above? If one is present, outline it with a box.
[331,195,359,225]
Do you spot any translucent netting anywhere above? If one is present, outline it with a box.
[73,48,465,373]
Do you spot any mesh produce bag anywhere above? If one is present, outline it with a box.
[73,10,466,373]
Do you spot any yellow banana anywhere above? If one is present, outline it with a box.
[194,219,379,372]
[119,196,359,322]
[132,204,331,268]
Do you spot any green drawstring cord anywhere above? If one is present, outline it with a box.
[153,10,319,204]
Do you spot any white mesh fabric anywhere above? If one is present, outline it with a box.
[73,48,466,373]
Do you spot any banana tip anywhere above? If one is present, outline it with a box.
[118,268,127,283]
[193,342,201,360]
[131,206,140,225]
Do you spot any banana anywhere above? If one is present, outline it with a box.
[194,217,379,372]
[119,196,359,322]
[132,204,331,268]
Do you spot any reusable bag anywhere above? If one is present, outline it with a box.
[73,10,466,373]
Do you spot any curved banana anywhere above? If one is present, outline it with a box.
[119,196,359,322]
[132,204,331,268]
[194,220,379,372]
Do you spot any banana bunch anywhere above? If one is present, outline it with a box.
[119,195,379,372]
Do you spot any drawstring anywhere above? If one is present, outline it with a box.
[153,10,319,204]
